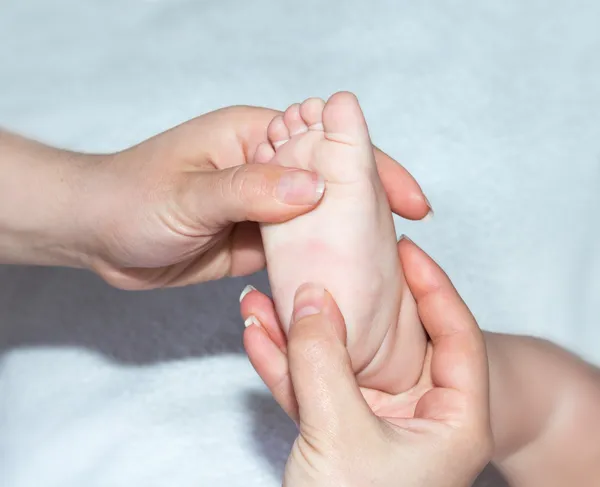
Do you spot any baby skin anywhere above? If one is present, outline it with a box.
[250,92,426,393]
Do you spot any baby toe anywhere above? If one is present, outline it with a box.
[268,115,290,149]
[300,97,325,131]
[253,142,276,164]
[283,103,308,137]
[322,91,369,145]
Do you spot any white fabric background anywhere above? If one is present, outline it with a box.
[1,1,599,486]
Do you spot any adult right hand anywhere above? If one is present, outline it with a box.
[241,238,493,487]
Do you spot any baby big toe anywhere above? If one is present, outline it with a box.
[322,91,370,145]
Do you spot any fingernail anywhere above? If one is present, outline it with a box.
[422,209,434,222]
[399,234,413,243]
[239,284,256,303]
[424,194,434,219]
[293,283,325,322]
[244,315,261,328]
[277,170,325,205]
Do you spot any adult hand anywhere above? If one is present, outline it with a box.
[241,238,493,487]
[82,104,430,289]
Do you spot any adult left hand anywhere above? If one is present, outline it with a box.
[84,105,430,289]
[241,238,493,487]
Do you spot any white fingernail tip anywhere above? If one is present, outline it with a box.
[239,284,257,302]
[315,176,325,199]
[244,315,261,328]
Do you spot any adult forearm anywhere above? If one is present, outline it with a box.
[0,130,101,267]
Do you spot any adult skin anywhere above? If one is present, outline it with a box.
[242,239,494,487]
[0,105,430,288]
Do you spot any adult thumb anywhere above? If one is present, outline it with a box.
[179,164,324,228]
[287,283,374,434]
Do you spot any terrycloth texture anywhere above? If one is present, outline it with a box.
[1,1,599,486]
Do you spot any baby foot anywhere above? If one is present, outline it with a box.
[254,92,426,393]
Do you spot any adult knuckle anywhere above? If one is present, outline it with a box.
[214,167,241,205]
[231,166,272,203]
[290,329,339,365]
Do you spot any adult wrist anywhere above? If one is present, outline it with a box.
[0,131,107,268]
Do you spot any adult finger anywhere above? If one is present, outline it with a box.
[241,287,298,420]
[287,283,374,433]
[179,164,324,229]
[373,146,432,220]
[240,286,287,352]
[227,222,266,277]
[243,320,298,422]
[398,237,489,405]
